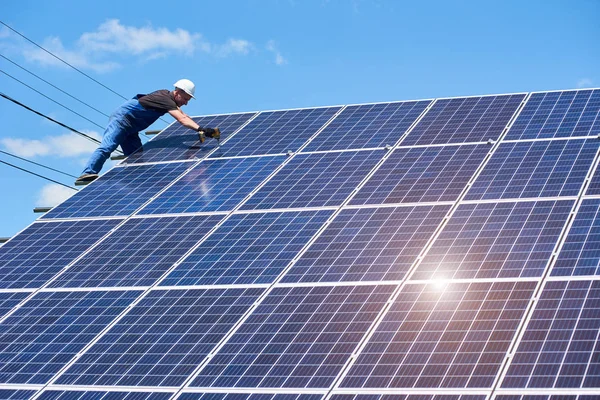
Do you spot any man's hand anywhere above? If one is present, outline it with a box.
[198,127,221,140]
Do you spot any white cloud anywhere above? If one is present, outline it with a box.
[216,39,252,57]
[78,19,207,56]
[266,40,287,66]
[36,184,75,207]
[577,78,593,88]
[1,131,100,158]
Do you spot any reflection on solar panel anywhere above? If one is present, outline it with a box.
[240,150,385,210]
[0,290,140,384]
[3,89,600,399]
[56,288,264,387]
[139,156,285,215]
[191,284,395,388]
[0,390,37,400]
[0,219,121,289]
[465,139,599,200]
[505,89,600,140]
[42,162,192,219]
[403,94,526,145]
[125,113,257,164]
[501,280,600,389]
[0,292,29,318]
[49,215,224,288]
[304,100,431,152]
[552,199,600,276]
[37,391,173,400]
[282,205,451,283]
[216,107,341,157]
[161,210,333,286]
[413,200,574,280]
[350,144,490,205]
[341,281,536,389]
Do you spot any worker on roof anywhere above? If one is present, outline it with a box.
[75,79,219,184]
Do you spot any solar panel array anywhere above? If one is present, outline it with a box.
[1,89,600,400]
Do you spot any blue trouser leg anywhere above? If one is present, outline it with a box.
[81,118,133,175]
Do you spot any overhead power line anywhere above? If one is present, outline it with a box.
[0,91,124,154]
[0,20,127,101]
[0,53,111,119]
[0,150,78,178]
[1,68,106,130]
[0,159,77,191]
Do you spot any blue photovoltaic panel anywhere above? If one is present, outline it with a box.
[494,396,600,400]
[282,204,450,283]
[215,107,341,157]
[501,280,600,389]
[552,199,600,276]
[0,290,139,384]
[341,281,536,389]
[350,144,489,205]
[584,164,600,195]
[240,150,385,210]
[139,156,285,215]
[191,284,395,388]
[37,391,173,400]
[465,139,599,201]
[49,215,224,288]
[303,100,431,152]
[330,395,486,400]
[56,287,264,387]
[0,390,37,400]
[402,94,526,145]
[0,219,121,289]
[161,210,333,286]
[42,162,192,219]
[412,200,574,280]
[178,394,323,400]
[125,112,257,164]
[0,292,30,319]
[505,89,600,140]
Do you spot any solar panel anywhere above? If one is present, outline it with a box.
[552,198,600,276]
[37,391,173,400]
[240,150,385,210]
[42,162,193,219]
[465,139,599,200]
[214,107,341,157]
[402,94,526,145]
[350,144,490,205]
[0,290,140,384]
[49,215,224,288]
[340,281,536,389]
[125,113,257,164]
[501,279,600,389]
[0,219,122,289]
[3,90,600,399]
[160,209,333,286]
[303,100,431,152]
[138,156,286,215]
[55,287,264,387]
[190,284,396,388]
[412,200,574,280]
[282,204,451,283]
[505,89,600,140]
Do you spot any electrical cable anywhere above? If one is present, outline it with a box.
[0,159,77,191]
[0,150,78,178]
[0,53,111,119]
[0,91,124,154]
[1,69,106,130]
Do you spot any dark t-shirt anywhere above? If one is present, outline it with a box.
[137,90,179,114]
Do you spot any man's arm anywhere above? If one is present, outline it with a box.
[168,108,201,131]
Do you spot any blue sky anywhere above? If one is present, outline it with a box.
[0,0,598,238]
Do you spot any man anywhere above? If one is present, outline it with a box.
[75,79,219,185]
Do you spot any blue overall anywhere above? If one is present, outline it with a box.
[82,95,164,175]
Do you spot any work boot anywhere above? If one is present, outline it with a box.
[75,173,98,185]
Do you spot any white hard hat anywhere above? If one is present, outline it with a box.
[173,79,195,98]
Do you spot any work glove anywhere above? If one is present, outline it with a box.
[203,127,221,139]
